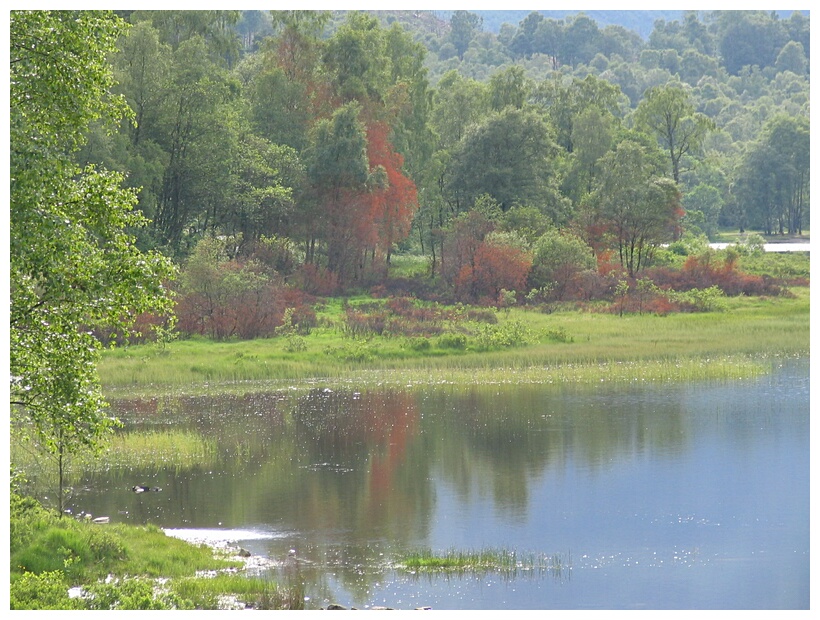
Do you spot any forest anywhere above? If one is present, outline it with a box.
[64,9,810,338]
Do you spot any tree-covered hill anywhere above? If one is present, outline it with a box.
[14,9,807,321]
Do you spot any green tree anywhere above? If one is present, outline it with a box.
[534,73,624,154]
[151,36,235,250]
[529,229,596,300]
[447,108,565,218]
[488,65,529,111]
[130,10,242,67]
[715,10,788,75]
[592,140,682,277]
[683,184,723,239]
[734,114,809,235]
[304,101,373,283]
[774,40,807,75]
[449,10,483,61]
[323,12,390,103]
[633,82,715,184]
[10,10,175,514]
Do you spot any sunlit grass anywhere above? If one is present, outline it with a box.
[98,287,808,395]
[89,430,221,471]
[10,430,224,483]
[170,574,305,610]
[398,548,570,576]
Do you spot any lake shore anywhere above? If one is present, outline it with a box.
[99,287,809,396]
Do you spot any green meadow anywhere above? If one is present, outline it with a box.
[99,287,809,395]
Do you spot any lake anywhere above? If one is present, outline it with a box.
[68,359,809,609]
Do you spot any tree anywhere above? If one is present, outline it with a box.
[488,65,529,111]
[448,108,563,217]
[774,40,807,75]
[683,184,723,239]
[366,122,419,265]
[449,10,482,60]
[534,73,623,154]
[592,140,683,277]
[303,101,373,284]
[10,10,175,514]
[529,229,596,300]
[146,35,236,250]
[323,12,390,103]
[734,115,809,235]
[560,13,601,66]
[715,11,788,75]
[633,82,715,184]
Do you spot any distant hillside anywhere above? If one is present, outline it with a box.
[436,10,683,38]
[433,9,807,39]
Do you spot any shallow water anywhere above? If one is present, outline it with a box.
[68,359,809,609]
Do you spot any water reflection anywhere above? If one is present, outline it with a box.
[60,360,808,609]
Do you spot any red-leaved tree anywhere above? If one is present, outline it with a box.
[366,121,419,266]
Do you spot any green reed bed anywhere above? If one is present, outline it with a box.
[11,429,224,486]
[399,548,570,576]
[170,574,305,610]
[85,430,221,472]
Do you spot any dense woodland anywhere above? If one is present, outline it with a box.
[71,9,809,338]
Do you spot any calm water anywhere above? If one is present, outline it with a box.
[69,360,809,609]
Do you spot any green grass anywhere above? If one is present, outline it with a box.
[9,491,303,610]
[11,430,227,487]
[98,287,809,395]
[170,574,304,610]
[399,548,570,576]
[10,494,241,585]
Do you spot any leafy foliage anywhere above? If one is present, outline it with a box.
[10,10,175,513]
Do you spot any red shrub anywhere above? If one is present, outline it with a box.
[292,263,339,296]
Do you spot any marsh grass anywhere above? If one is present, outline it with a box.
[98,288,808,395]
[91,430,220,471]
[399,548,570,577]
[171,574,305,610]
[11,429,224,488]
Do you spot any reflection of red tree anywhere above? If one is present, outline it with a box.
[361,392,419,499]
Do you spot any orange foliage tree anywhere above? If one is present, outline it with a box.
[366,121,419,266]
[456,240,532,304]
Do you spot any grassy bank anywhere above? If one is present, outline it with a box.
[99,287,809,395]
[9,491,302,610]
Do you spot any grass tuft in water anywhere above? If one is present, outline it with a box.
[170,574,305,610]
[399,548,570,577]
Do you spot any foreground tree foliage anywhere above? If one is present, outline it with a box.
[10,10,175,514]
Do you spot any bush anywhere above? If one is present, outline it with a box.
[10,570,82,610]
[405,336,431,351]
[545,326,573,343]
[437,333,468,350]
[82,577,194,610]
[474,320,535,350]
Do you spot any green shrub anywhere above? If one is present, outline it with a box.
[474,320,534,350]
[437,333,468,350]
[82,577,194,610]
[406,336,431,351]
[545,326,573,343]
[10,570,82,610]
